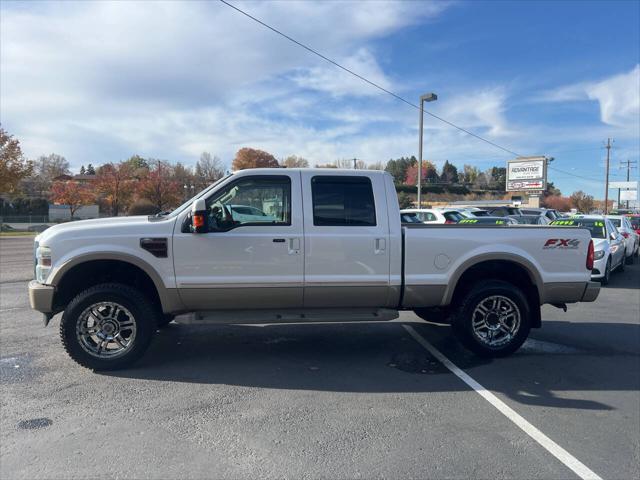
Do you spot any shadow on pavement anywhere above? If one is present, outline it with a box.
[103,319,639,412]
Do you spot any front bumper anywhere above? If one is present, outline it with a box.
[591,256,607,279]
[28,280,55,313]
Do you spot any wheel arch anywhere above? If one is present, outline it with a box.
[445,255,542,328]
[50,253,183,314]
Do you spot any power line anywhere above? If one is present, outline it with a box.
[219,0,522,158]
[547,165,602,182]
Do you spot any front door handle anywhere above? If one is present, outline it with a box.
[375,238,386,254]
[273,238,286,243]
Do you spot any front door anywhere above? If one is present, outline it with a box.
[173,172,304,310]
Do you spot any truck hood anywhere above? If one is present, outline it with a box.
[36,216,169,245]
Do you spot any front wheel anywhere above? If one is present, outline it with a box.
[451,280,531,358]
[60,283,158,370]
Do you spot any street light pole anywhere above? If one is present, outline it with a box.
[418,93,437,208]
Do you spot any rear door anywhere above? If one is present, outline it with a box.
[300,171,391,307]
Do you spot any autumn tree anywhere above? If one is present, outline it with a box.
[570,190,594,213]
[195,152,225,189]
[50,181,95,219]
[232,148,279,171]
[460,165,480,184]
[281,155,309,168]
[405,161,438,185]
[542,195,571,211]
[0,127,33,194]
[137,160,181,213]
[96,162,135,216]
[385,156,416,185]
[36,153,71,179]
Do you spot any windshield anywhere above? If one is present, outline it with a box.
[162,175,231,219]
[551,219,606,239]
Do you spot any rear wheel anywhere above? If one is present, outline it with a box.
[60,283,157,370]
[619,255,626,271]
[625,252,634,265]
[451,280,531,358]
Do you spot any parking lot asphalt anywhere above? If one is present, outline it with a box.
[1,236,638,479]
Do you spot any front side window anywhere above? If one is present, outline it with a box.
[204,176,291,231]
[311,176,376,226]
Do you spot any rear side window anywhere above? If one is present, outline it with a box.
[311,176,376,226]
[444,211,462,222]
[609,218,621,227]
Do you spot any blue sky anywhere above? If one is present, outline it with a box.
[1,0,639,199]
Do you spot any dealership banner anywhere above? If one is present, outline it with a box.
[507,157,547,192]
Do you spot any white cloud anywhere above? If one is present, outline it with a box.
[586,65,640,127]
[292,49,392,97]
[434,88,514,137]
[0,0,450,167]
[537,65,640,128]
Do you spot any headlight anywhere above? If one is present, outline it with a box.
[594,250,605,260]
[35,246,52,283]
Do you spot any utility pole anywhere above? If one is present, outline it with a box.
[619,159,638,209]
[353,158,357,169]
[604,138,611,214]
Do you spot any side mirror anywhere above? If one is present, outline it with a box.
[610,232,617,241]
[191,198,207,233]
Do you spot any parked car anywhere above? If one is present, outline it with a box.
[626,214,640,235]
[30,168,600,369]
[447,207,490,218]
[400,212,422,224]
[457,217,519,225]
[520,208,560,221]
[229,204,278,223]
[510,214,551,225]
[550,216,625,284]
[400,208,464,224]
[475,206,523,217]
[607,215,639,262]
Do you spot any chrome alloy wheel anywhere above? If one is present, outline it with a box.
[76,302,137,358]
[471,295,521,347]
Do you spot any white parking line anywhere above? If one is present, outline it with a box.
[403,324,603,480]
[0,307,23,313]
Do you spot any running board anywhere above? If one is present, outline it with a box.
[177,308,399,325]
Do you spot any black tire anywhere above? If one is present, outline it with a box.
[625,253,634,265]
[600,259,611,285]
[157,314,175,328]
[451,280,531,358]
[60,283,158,370]
[619,255,626,271]
[413,307,450,324]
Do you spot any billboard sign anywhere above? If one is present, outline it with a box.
[609,181,638,189]
[620,190,638,201]
[507,157,546,192]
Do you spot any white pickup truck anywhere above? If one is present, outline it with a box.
[29,168,600,370]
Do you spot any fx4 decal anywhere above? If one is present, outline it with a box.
[543,238,581,249]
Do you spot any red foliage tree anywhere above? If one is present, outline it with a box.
[405,161,439,185]
[96,162,135,216]
[50,181,95,219]
[232,147,279,171]
[137,160,181,213]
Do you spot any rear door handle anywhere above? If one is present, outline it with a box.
[273,238,286,243]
